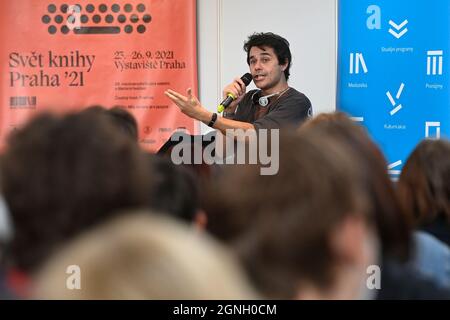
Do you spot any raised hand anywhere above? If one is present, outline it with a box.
[165,88,204,119]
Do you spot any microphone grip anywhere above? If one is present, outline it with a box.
[217,93,236,113]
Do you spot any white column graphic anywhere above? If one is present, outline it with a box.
[427,51,443,75]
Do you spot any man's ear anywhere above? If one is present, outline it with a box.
[280,59,288,71]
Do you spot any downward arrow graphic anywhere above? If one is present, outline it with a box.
[388,19,408,39]
[389,19,408,30]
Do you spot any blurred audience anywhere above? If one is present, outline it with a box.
[397,138,450,288]
[205,129,379,299]
[1,105,449,300]
[148,156,207,229]
[0,110,152,297]
[204,112,450,299]
[299,112,411,262]
[33,212,258,299]
[299,113,450,298]
[81,106,139,142]
[397,139,450,246]
[410,231,450,289]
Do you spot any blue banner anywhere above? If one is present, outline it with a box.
[337,0,450,178]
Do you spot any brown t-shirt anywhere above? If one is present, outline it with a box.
[226,87,312,130]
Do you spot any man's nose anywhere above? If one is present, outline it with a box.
[253,61,262,70]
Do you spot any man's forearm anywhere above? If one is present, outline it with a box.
[213,116,255,135]
[197,110,255,135]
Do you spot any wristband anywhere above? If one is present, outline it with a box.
[208,113,218,127]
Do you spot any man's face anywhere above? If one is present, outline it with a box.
[248,46,287,92]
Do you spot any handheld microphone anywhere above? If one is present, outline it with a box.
[217,73,253,113]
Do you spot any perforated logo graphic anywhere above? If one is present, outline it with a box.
[42,3,152,35]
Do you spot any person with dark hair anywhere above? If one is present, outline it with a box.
[397,139,450,246]
[204,113,450,299]
[107,106,138,141]
[81,105,138,141]
[148,155,207,229]
[164,32,312,135]
[395,139,450,288]
[205,130,380,299]
[299,112,450,299]
[299,112,412,262]
[0,110,152,297]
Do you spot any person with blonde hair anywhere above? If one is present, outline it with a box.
[33,212,258,300]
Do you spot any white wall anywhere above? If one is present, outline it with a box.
[198,0,336,133]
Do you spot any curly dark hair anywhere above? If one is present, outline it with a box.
[0,111,152,273]
[244,32,292,80]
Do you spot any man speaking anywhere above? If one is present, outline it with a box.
[165,32,312,134]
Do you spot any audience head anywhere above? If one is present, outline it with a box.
[82,106,138,141]
[206,129,378,299]
[0,110,151,273]
[299,112,411,261]
[397,138,450,226]
[33,212,258,299]
[148,155,206,228]
[107,106,138,141]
